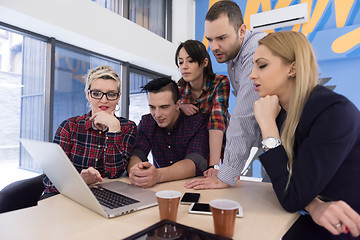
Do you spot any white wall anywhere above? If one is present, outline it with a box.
[0,0,195,80]
[172,0,195,46]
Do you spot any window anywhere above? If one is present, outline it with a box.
[92,0,172,40]
[129,0,168,39]
[129,72,151,124]
[128,67,167,124]
[91,0,122,14]
[0,24,125,172]
[0,26,47,171]
[52,44,122,139]
[0,22,166,174]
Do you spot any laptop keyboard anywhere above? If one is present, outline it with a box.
[90,187,139,209]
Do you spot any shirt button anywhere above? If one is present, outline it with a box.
[98,145,101,148]
[99,131,102,134]
[170,161,173,164]
[168,132,170,135]
[168,146,171,149]
[106,137,108,140]
[95,158,98,162]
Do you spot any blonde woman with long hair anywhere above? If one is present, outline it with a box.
[251,31,360,239]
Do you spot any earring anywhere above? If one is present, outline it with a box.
[177,68,183,79]
[115,104,120,111]
[86,102,92,111]
[288,74,296,79]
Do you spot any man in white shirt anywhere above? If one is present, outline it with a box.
[185,0,266,189]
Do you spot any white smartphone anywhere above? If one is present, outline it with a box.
[188,202,244,218]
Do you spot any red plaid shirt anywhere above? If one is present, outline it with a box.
[178,74,230,132]
[44,112,136,193]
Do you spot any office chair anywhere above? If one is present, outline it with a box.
[0,173,45,214]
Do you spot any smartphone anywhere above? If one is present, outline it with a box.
[180,192,200,205]
[188,202,244,218]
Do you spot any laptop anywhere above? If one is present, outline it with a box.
[20,138,158,218]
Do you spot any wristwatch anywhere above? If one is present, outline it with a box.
[207,164,220,170]
[261,137,282,150]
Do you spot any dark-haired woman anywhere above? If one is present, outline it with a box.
[175,40,230,177]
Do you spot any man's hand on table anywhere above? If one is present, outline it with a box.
[129,162,159,188]
[184,176,230,190]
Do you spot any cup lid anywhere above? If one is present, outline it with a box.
[209,199,240,210]
[155,190,182,199]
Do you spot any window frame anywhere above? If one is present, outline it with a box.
[95,0,172,41]
[0,21,167,172]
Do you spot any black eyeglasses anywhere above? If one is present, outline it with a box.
[87,90,120,101]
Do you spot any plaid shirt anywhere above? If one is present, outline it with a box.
[44,112,136,193]
[177,74,230,132]
[132,111,209,175]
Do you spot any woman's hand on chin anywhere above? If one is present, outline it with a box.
[254,95,281,126]
[90,110,120,132]
[254,95,281,138]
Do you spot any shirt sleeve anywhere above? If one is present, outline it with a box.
[185,115,209,175]
[132,118,151,161]
[104,119,136,178]
[208,75,230,132]
[218,53,261,185]
[177,79,192,104]
[260,101,360,212]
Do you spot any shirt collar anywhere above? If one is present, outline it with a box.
[183,78,209,97]
[203,76,213,93]
[85,112,93,130]
[164,110,184,133]
[183,81,192,95]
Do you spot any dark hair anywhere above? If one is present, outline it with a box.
[205,0,244,32]
[175,40,215,81]
[142,77,180,104]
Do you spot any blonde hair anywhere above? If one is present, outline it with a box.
[85,65,121,92]
[258,31,318,186]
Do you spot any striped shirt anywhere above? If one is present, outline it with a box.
[44,112,137,193]
[177,74,230,132]
[218,30,267,185]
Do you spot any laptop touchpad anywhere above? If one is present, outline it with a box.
[97,181,148,195]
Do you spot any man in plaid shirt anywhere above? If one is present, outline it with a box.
[128,78,209,188]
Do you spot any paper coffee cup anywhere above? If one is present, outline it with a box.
[155,190,181,222]
[209,199,240,238]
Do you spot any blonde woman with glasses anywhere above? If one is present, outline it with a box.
[251,31,360,239]
[42,65,136,199]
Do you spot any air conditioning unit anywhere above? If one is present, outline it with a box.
[250,3,308,31]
